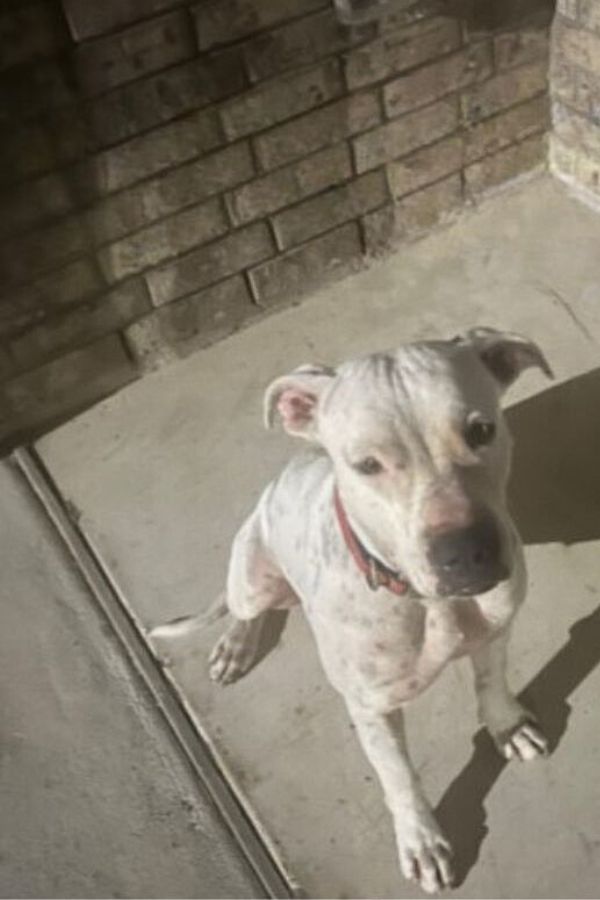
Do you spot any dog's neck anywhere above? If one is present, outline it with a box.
[333,488,413,596]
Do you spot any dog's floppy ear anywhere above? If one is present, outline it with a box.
[264,364,336,439]
[465,327,553,390]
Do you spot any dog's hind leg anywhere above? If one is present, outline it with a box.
[210,509,298,685]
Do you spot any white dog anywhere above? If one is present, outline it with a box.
[154,328,552,893]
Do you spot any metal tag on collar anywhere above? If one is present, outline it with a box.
[366,556,382,591]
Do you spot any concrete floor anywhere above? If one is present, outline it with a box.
[34,175,600,897]
[0,460,264,899]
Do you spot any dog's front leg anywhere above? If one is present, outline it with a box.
[346,701,454,893]
[470,633,548,760]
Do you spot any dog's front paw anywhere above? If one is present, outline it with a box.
[395,814,455,894]
[492,717,548,761]
[481,696,548,761]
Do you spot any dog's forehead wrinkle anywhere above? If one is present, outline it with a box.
[320,345,499,466]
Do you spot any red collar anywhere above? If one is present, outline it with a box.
[333,489,411,596]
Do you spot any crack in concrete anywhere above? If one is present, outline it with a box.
[534,281,597,344]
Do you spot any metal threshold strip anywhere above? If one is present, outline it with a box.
[12,445,298,900]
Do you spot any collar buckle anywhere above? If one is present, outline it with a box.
[366,556,381,591]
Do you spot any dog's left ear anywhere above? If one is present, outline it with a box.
[263,363,336,440]
[465,327,553,390]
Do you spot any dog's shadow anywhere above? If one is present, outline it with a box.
[436,367,600,886]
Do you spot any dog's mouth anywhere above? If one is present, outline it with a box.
[435,563,510,599]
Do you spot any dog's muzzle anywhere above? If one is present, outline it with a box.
[427,515,508,597]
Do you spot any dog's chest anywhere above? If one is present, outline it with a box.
[311,593,507,711]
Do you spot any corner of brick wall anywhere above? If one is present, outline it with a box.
[0,0,554,448]
[549,0,600,202]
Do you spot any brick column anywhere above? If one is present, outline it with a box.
[551,0,600,200]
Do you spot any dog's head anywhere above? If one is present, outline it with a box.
[265,328,552,599]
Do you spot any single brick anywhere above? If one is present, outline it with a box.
[384,43,493,119]
[554,18,600,75]
[551,59,600,125]
[228,143,352,225]
[362,174,462,253]
[379,0,446,31]
[0,172,74,241]
[461,60,548,125]
[396,173,462,233]
[0,58,74,125]
[221,59,343,140]
[361,204,396,256]
[0,345,15,381]
[249,221,361,305]
[74,10,196,97]
[272,170,388,249]
[192,0,326,51]
[255,91,380,170]
[10,279,151,371]
[387,135,464,199]
[0,334,137,445]
[0,2,68,72]
[125,275,259,370]
[88,143,254,245]
[553,101,600,157]
[62,0,184,40]
[551,58,578,107]
[464,132,546,194]
[86,108,221,196]
[243,7,364,83]
[0,109,86,185]
[579,0,600,32]
[495,25,551,71]
[0,215,89,288]
[46,105,90,165]
[87,49,246,149]
[461,0,552,43]
[464,94,550,163]
[550,134,600,193]
[556,0,579,19]
[344,16,461,89]
[354,97,458,173]
[0,259,104,337]
[98,198,229,283]
[0,121,57,187]
[146,222,274,306]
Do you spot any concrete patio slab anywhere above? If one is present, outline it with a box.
[0,460,264,899]
[36,175,600,897]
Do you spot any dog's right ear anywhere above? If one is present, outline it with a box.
[263,364,336,440]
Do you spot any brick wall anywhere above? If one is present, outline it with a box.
[550,0,600,198]
[0,0,553,449]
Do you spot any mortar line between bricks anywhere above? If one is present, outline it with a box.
[0,89,551,299]
[0,43,551,239]
[3,112,548,299]
[12,445,300,900]
[146,215,363,311]
[0,136,255,254]
[197,0,333,59]
[62,0,190,44]
[349,40,493,112]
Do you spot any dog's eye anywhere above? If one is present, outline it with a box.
[354,456,383,475]
[465,416,496,449]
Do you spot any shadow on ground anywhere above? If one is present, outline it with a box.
[507,366,600,546]
[437,367,600,885]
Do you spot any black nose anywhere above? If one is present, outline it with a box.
[427,517,505,595]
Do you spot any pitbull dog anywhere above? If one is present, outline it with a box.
[154,328,552,893]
